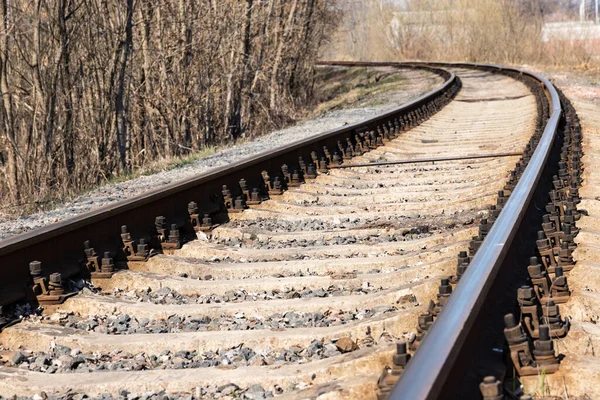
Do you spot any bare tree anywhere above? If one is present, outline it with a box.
[0,0,337,210]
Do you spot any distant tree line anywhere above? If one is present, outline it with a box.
[0,0,336,206]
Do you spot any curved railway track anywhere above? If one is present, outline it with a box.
[0,62,584,400]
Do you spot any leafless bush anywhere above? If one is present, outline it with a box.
[0,0,337,208]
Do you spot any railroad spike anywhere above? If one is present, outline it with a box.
[29,261,75,305]
[504,314,538,376]
[298,157,307,174]
[290,170,301,187]
[376,342,411,400]
[410,302,434,351]
[517,285,541,339]
[331,152,342,166]
[557,241,575,272]
[531,325,560,372]
[121,225,149,262]
[262,170,283,196]
[305,163,318,179]
[246,188,262,205]
[323,146,332,163]
[528,256,550,303]
[200,214,213,231]
[488,205,500,223]
[239,179,250,201]
[222,185,243,213]
[542,300,569,338]
[155,216,181,250]
[432,278,452,315]
[281,164,292,185]
[536,230,557,273]
[188,201,201,231]
[83,240,101,274]
[550,266,571,302]
[310,151,319,165]
[233,196,246,211]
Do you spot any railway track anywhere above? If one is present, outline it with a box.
[0,62,581,399]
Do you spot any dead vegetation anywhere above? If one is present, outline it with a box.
[325,0,600,68]
[0,0,337,209]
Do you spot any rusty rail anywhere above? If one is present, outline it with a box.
[387,64,562,399]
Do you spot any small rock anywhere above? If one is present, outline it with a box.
[57,355,76,369]
[115,313,131,324]
[218,383,240,395]
[335,337,358,353]
[244,383,266,399]
[11,351,26,365]
[153,287,172,297]
[323,343,340,358]
[53,344,72,357]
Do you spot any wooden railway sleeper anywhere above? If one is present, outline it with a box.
[28,261,76,305]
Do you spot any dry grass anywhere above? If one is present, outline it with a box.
[324,0,600,69]
[311,67,406,114]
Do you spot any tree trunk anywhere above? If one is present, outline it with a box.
[270,0,298,110]
[115,0,134,171]
[0,0,19,200]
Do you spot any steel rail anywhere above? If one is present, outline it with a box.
[388,64,562,400]
[0,63,457,305]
